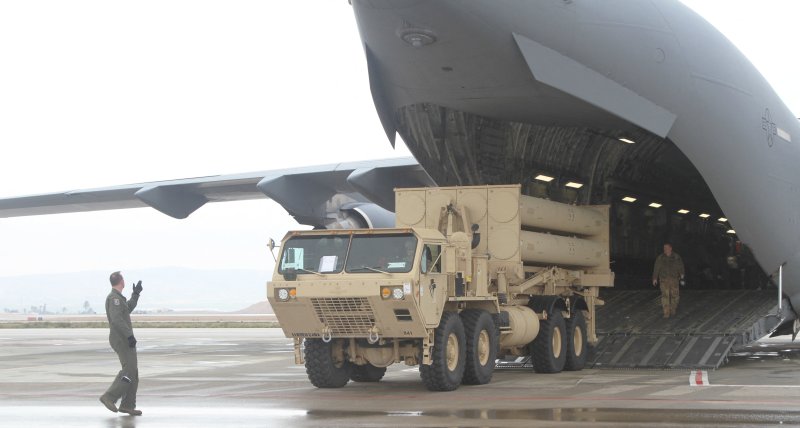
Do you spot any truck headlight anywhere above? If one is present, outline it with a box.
[276,288,296,301]
[381,286,404,300]
[392,287,404,300]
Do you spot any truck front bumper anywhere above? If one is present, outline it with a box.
[268,281,428,340]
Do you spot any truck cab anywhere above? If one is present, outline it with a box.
[268,228,449,343]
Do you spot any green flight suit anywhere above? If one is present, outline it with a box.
[102,288,140,409]
[652,252,685,316]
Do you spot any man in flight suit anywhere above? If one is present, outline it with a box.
[99,271,143,416]
[652,243,685,318]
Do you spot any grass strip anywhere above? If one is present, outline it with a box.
[0,321,280,328]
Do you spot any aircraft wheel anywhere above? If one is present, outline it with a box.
[460,309,498,385]
[420,311,466,391]
[304,338,352,388]
[530,309,566,373]
[350,364,387,382]
[564,310,588,371]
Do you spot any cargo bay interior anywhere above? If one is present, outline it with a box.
[397,104,781,369]
[396,103,772,292]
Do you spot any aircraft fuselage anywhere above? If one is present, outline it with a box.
[353,1,800,311]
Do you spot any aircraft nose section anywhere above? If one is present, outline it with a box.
[350,1,545,112]
[352,0,450,48]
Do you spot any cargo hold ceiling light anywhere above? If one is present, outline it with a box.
[718,217,728,222]
[565,181,583,189]
[699,213,710,218]
[677,209,690,214]
[649,202,662,208]
[618,137,636,144]
[534,174,554,182]
[622,196,637,203]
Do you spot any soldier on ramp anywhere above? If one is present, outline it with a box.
[652,243,685,318]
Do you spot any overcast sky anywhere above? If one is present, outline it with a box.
[0,1,798,279]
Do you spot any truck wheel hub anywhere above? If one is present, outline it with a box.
[478,330,490,365]
[446,333,459,371]
[573,325,583,356]
[553,328,562,358]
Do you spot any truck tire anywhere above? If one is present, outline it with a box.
[461,309,498,385]
[350,364,387,382]
[564,310,588,371]
[420,311,466,391]
[304,339,352,388]
[530,310,566,373]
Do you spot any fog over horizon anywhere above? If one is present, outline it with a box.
[0,267,271,314]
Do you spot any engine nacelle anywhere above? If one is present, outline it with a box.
[326,202,395,229]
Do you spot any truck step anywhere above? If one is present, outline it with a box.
[495,356,532,369]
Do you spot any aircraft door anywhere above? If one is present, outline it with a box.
[418,243,447,327]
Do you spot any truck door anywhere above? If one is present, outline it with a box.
[418,243,447,327]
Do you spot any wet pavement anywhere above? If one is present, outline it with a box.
[2,328,800,427]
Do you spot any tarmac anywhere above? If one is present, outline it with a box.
[2,328,800,427]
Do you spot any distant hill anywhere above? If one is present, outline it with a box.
[234,300,273,314]
[0,267,272,314]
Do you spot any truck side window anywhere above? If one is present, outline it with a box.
[421,244,441,274]
[282,248,304,270]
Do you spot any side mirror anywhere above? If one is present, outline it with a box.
[267,238,278,262]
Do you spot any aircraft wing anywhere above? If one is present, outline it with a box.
[0,157,435,229]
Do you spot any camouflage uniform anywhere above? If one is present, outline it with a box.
[102,288,140,410]
[652,252,685,317]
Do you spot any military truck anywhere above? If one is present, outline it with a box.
[267,185,613,391]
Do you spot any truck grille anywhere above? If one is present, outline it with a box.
[311,297,376,336]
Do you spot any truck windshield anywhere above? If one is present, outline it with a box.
[345,234,417,274]
[278,235,349,274]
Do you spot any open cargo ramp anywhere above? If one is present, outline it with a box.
[588,290,789,369]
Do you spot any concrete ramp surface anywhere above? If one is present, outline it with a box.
[589,290,787,369]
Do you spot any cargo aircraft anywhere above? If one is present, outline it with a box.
[2,1,799,365]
